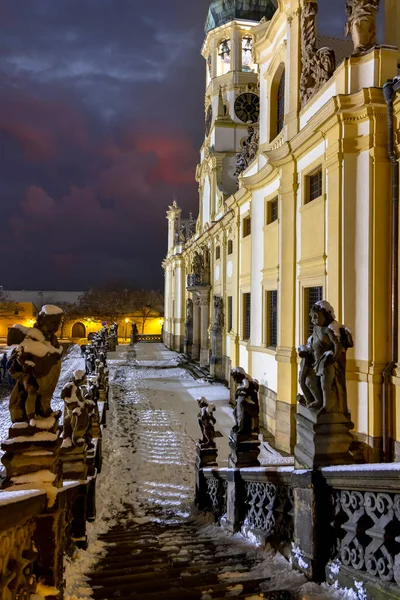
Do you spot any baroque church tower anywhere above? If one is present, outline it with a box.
[196,0,277,233]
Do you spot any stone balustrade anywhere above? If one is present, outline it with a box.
[0,329,114,599]
[197,462,400,598]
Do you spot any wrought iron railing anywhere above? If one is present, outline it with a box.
[137,334,162,343]
[187,273,207,288]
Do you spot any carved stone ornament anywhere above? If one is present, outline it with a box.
[297,300,353,414]
[234,127,259,184]
[187,213,196,238]
[301,1,336,107]
[213,296,224,330]
[192,251,204,276]
[345,0,380,56]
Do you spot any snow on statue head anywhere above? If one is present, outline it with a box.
[7,305,64,425]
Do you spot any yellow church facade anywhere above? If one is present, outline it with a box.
[163,0,400,463]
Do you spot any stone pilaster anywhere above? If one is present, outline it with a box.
[199,291,211,367]
[192,295,201,360]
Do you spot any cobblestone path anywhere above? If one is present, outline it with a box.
[77,345,308,599]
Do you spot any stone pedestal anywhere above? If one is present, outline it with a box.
[60,444,88,480]
[195,443,218,510]
[1,416,62,492]
[291,470,332,582]
[294,403,355,469]
[225,469,244,533]
[228,432,260,468]
[107,336,116,352]
[210,326,224,380]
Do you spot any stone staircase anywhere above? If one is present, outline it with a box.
[87,516,298,600]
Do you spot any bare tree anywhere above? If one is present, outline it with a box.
[130,290,164,334]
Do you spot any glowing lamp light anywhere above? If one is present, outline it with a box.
[125,318,129,323]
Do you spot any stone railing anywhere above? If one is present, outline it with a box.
[187,273,209,288]
[0,329,113,599]
[197,463,400,597]
[323,465,400,596]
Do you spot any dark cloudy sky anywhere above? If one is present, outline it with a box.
[0,1,357,291]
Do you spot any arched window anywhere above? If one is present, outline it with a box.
[217,39,231,76]
[277,70,285,135]
[242,36,254,72]
[269,65,285,142]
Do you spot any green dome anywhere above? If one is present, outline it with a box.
[205,0,277,34]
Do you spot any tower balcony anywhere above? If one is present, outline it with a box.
[187,273,210,290]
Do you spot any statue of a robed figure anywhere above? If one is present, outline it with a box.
[294,301,356,469]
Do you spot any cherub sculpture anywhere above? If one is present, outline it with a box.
[345,0,380,56]
[7,305,64,425]
[197,397,217,448]
[231,367,260,439]
[297,301,353,414]
[61,369,95,450]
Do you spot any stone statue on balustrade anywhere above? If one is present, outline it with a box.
[297,301,353,414]
[231,367,260,440]
[345,0,380,56]
[197,397,217,448]
[7,305,64,425]
[229,367,260,467]
[61,369,95,451]
[130,322,139,345]
[295,300,355,469]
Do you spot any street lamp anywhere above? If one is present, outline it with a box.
[125,318,129,342]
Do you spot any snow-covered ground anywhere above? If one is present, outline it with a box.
[65,344,360,600]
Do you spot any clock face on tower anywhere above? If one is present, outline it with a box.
[205,105,212,136]
[234,93,260,124]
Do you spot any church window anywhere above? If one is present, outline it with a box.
[228,296,233,331]
[307,168,323,203]
[242,36,254,72]
[243,216,251,238]
[243,293,251,340]
[277,70,285,135]
[217,39,231,76]
[267,197,278,224]
[266,290,278,348]
[227,239,233,255]
[305,286,323,339]
[270,65,285,142]
[215,246,221,260]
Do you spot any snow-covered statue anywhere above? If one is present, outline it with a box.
[345,0,380,56]
[7,305,64,425]
[297,301,354,414]
[61,369,95,450]
[197,397,216,448]
[130,322,139,345]
[231,367,260,439]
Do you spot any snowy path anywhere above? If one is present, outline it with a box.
[65,345,353,600]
